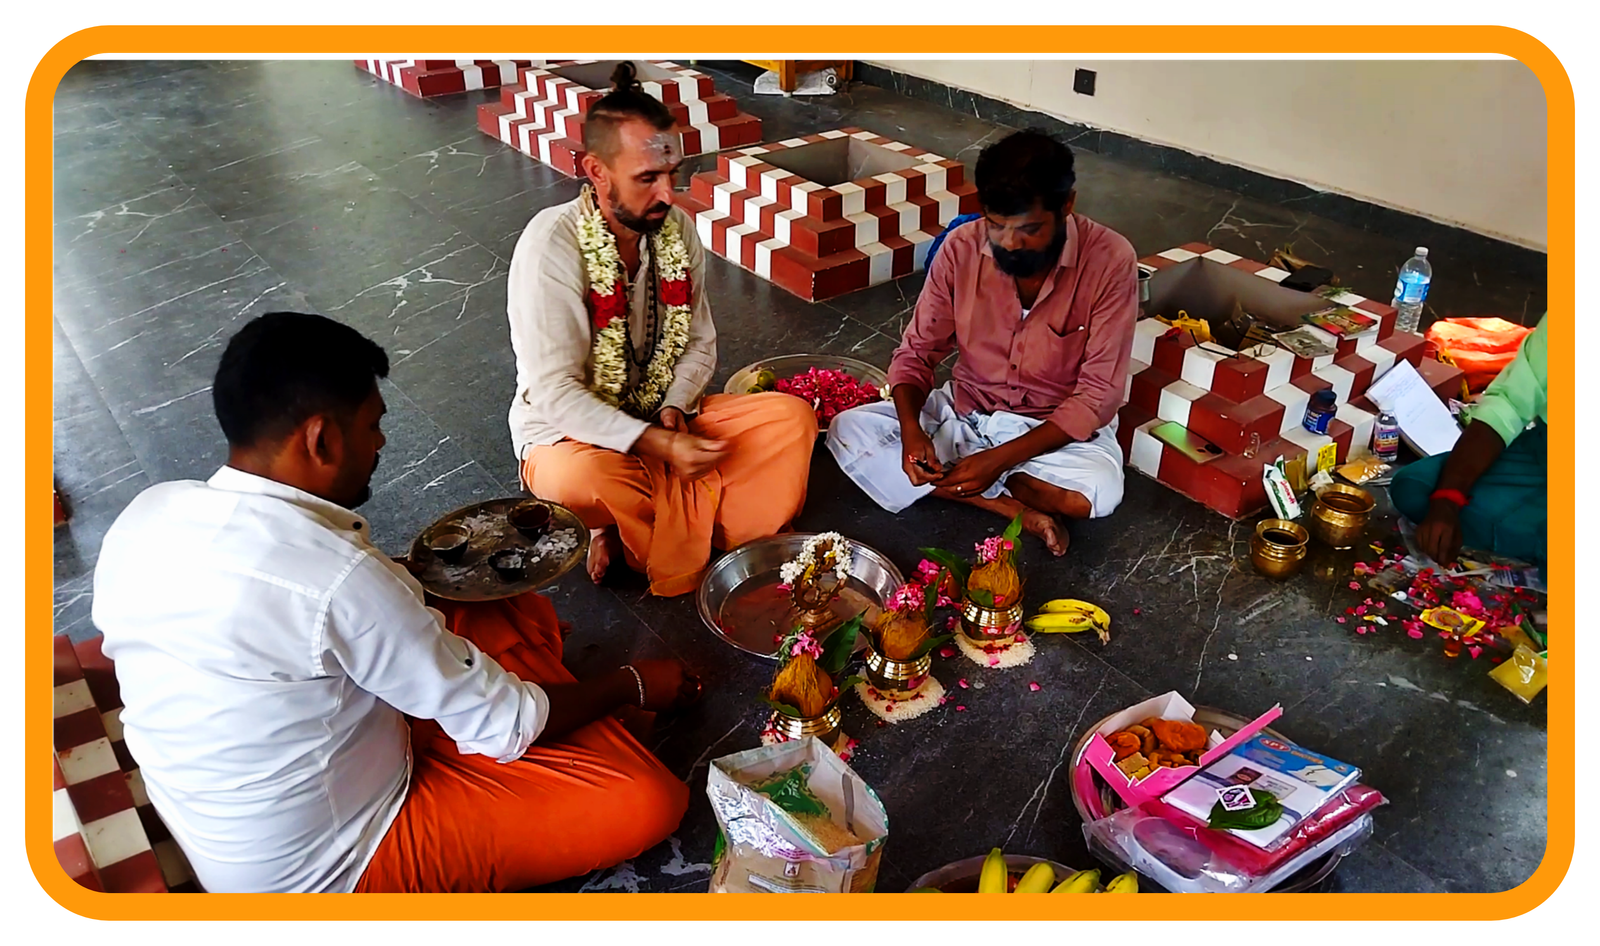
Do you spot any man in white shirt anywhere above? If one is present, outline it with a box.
[508,61,818,597]
[92,312,702,893]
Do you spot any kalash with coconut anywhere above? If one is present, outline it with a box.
[762,616,863,757]
[922,515,1039,669]
[855,572,954,722]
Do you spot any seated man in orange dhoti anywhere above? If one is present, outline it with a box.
[507,63,817,596]
[93,312,701,893]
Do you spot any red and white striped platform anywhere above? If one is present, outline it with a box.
[674,128,980,302]
[1115,242,1464,519]
[357,59,538,98]
[53,634,199,893]
[477,60,762,178]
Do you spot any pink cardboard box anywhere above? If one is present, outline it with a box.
[1082,691,1283,808]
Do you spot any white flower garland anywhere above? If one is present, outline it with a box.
[576,186,694,418]
[780,532,853,587]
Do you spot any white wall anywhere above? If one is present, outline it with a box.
[864,60,1548,251]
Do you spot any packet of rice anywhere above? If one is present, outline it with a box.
[706,737,888,893]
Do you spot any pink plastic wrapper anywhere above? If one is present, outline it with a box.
[1083,784,1388,893]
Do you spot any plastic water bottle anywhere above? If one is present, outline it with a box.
[1391,247,1432,334]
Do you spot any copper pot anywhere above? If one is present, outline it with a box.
[1308,484,1376,550]
[1251,519,1308,579]
[862,642,933,698]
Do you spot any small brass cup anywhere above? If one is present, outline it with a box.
[424,524,470,565]
[507,500,553,541]
[1308,484,1376,550]
[1251,519,1309,579]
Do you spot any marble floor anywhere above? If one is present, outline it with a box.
[51,59,1548,894]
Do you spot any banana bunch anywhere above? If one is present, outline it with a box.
[1025,599,1112,644]
[964,847,1136,893]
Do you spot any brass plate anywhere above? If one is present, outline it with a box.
[407,498,588,602]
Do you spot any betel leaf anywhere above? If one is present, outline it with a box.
[1207,790,1283,831]
[919,547,971,592]
[908,633,954,661]
[760,696,803,718]
[967,587,998,609]
[816,614,862,677]
[834,674,865,693]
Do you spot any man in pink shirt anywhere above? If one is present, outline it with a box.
[827,130,1139,555]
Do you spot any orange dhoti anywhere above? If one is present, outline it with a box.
[354,592,689,893]
[521,392,818,597]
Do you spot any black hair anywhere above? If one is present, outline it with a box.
[212,312,389,449]
[582,61,677,163]
[974,128,1077,217]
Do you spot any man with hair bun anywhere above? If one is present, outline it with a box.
[827,128,1140,556]
[507,61,818,596]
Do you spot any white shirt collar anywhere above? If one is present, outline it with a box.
[206,465,370,537]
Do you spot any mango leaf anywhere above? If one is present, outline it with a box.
[817,614,862,676]
[834,674,865,693]
[967,587,998,609]
[908,633,954,661]
[918,547,971,591]
[1002,513,1024,544]
[923,567,947,623]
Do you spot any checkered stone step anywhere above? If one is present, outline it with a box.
[1118,242,1463,519]
[357,59,537,98]
[476,60,763,178]
[674,129,980,302]
[54,635,199,893]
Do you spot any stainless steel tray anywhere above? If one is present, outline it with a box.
[696,533,904,659]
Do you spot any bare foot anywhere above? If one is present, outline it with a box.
[1020,508,1069,557]
[587,527,621,584]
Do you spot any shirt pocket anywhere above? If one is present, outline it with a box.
[1025,321,1089,384]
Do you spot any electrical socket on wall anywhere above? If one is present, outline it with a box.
[1074,69,1096,96]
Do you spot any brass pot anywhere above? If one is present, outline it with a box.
[769,702,844,746]
[862,642,933,698]
[1251,519,1309,579]
[1308,484,1376,550]
[960,597,1025,647]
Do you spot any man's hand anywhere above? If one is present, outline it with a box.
[1416,499,1465,567]
[631,658,704,711]
[658,406,688,432]
[665,431,728,480]
[634,427,730,480]
[901,425,944,486]
[936,449,1010,498]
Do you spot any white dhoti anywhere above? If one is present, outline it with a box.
[825,383,1125,517]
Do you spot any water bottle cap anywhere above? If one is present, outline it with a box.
[1415,247,1429,258]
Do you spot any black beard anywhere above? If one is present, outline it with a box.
[991,224,1067,278]
[609,186,670,234]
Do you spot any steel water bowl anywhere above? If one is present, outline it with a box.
[723,353,889,433]
[697,533,905,659]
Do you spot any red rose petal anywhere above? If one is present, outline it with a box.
[1029,682,1041,691]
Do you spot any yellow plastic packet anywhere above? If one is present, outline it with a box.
[1420,606,1486,638]
[1489,645,1548,704]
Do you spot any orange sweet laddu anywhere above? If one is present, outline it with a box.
[1150,718,1208,754]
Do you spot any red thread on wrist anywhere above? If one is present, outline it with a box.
[1430,488,1468,508]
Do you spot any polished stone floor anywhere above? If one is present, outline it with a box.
[51,59,1548,894]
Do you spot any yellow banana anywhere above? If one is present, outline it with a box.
[1102,871,1140,893]
[1026,613,1098,633]
[1051,868,1101,893]
[1013,861,1055,893]
[1037,599,1110,623]
[978,848,1009,894]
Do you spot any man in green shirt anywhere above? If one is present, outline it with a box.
[1391,315,1547,573]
